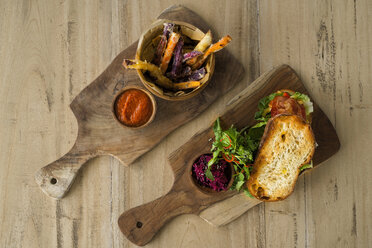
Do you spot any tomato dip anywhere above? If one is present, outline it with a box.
[115,89,153,127]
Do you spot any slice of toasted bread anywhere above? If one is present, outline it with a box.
[247,114,316,201]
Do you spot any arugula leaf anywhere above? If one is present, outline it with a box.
[223,128,238,149]
[250,121,267,129]
[205,168,214,180]
[300,160,313,171]
[219,133,231,148]
[238,173,245,181]
[243,166,250,178]
[244,189,254,198]
[236,180,245,191]
[254,92,281,120]
[247,124,266,143]
[208,149,221,168]
[254,116,270,123]
[213,117,222,141]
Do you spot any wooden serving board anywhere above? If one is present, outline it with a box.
[118,65,340,246]
[34,5,245,199]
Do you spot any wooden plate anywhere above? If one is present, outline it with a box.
[34,5,245,199]
[118,65,340,246]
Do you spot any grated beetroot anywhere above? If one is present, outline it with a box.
[192,154,231,192]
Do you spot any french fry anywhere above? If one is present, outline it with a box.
[194,30,212,52]
[153,23,175,65]
[123,59,174,89]
[173,81,201,90]
[183,51,203,63]
[188,67,206,81]
[160,32,181,74]
[167,66,192,80]
[162,23,175,37]
[184,31,212,66]
[192,35,232,70]
[170,38,184,78]
[185,53,203,66]
[123,59,200,90]
[153,36,167,65]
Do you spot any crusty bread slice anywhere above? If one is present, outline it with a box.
[247,114,316,201]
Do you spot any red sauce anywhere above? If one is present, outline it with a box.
[115,89,153,127]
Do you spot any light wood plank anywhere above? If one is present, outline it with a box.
[0,0,260,247]
[1,0,371,247]
[258,0,372,247]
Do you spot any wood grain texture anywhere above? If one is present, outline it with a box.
[1,0,371,248]
[256,1,372,248]
[33,5,245,199]
[118,65,340,246]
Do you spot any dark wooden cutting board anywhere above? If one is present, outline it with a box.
[118,65,340,246]
[34,5,245,199]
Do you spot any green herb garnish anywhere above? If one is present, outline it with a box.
[254,92,282,121]
[206,118,265,192]
[244,188,254,198]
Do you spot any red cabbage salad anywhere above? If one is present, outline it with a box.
[192,154,230,192]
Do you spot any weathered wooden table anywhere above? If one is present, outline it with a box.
[0,0,371,247]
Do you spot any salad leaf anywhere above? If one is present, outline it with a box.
[213,117,222,141]
[235,180,245,191]
[238,173,245,181]
[205,168,214,180]
[250,121,268,129]
[290,92,310,102]
[254,92,281,120]
[300,160,313,171]
[291,92,314,115]
[244,188,254,198]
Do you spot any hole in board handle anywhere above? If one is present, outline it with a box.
[50,178,57,185]
[136,221,143,228]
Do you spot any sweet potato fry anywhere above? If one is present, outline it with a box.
[194,30,212,52]
[170,38,184,78]
[160,32,181,74]
[153,23,175,65]
[123,59,173,89]
[183,51,202,63]
[173,81,201,90]
[206,35,232,54]
[188,67,206,81]
[153,36,167,65]
[192,35,232,70]
[185,53,203,66]
[167,66,192,80]
[163,23,175,36]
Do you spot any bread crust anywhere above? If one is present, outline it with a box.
[247,114,316,202]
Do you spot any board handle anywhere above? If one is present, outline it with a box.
[34,145,96,199]
[118,190,195,246]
